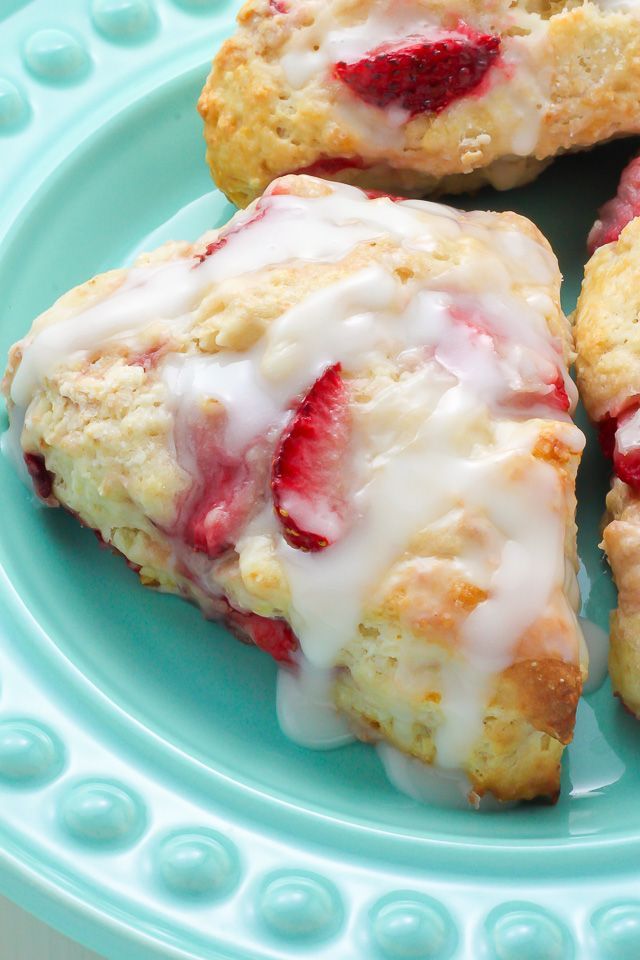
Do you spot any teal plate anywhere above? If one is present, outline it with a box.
[0,2,638,958]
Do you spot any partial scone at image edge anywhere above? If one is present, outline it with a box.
[574,156,640,720]
[199,0,640,207]
[2,174,586,805]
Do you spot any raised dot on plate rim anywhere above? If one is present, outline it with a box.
[0,717,64,784]
[155,828,241,899]
[592,901,640,959]
[369,891,456,960]
[60,778,146,846]
[90,0,157,42]
[484,901,572,960]
[22,29,90,83]
[259,869,343,941]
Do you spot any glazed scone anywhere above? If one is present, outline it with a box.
[575,155,640,717]
[198,0,640,207]
[2,175,586,803]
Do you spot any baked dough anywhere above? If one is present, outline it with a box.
[199,0,640,207]
[575,195,640,717]
[2,175,586,802]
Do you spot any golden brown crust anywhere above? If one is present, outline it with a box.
[199,0,640,206]
[494,659,582,744]
[574,219,640,718]
[575,216,640,422]
[602,481,640,717]
[335,655,579,802]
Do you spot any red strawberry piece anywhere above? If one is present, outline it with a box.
[507,375,570,413]
[223,601,298,663]
[269,0,288,12]
[294,155,367,177]
[264,183,291,197]
[178,413,268,559]
[539,375,571,413]
[614,446,640,489]
[587,154,640,255]
[504,377,570,413]
[272,364,350,552]
[186,453,264,558]
[334,30,501,117]
[24,453,54,501]
[613,406,640,490]
[363,189,406,201]
[598,415,617,460]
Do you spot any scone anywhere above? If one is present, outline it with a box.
[2,175,586,803]
[575,153,640,717]
[199,0,640,207]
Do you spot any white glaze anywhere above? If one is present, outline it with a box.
[162,265,399,456]
[12,187,453,409]
[580,617,609,695]
[281,3,442,90]
[7,178,583,779]
[279,0,549,158]
[277,661,355,749]
[615,406,640,455]
[496,22,550,158]
[377,742,512,810]
[163,352,287,458]
[377,742,476,808]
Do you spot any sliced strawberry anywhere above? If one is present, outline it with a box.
[334,30,501,117]
[186,458,257,556]
[24,453,54,501]
[269,0,288,12]
[178,414,268,559]
[598,415,617,460]
[597,410,640,489]
[272,364,350,552]
[587,154,640,254]
[223,602,298,663]
[262,178,297,197]
[547,376,571,413]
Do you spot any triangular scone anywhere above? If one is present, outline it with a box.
[575,155,640,718]
[2,175,586,803]
[199,0,640,207]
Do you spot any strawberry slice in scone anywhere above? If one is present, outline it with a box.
[575,153,640,718]
[272,363,350,551]
[587,154,640,256]
[333,30,501,116]
[3,174,585,804]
